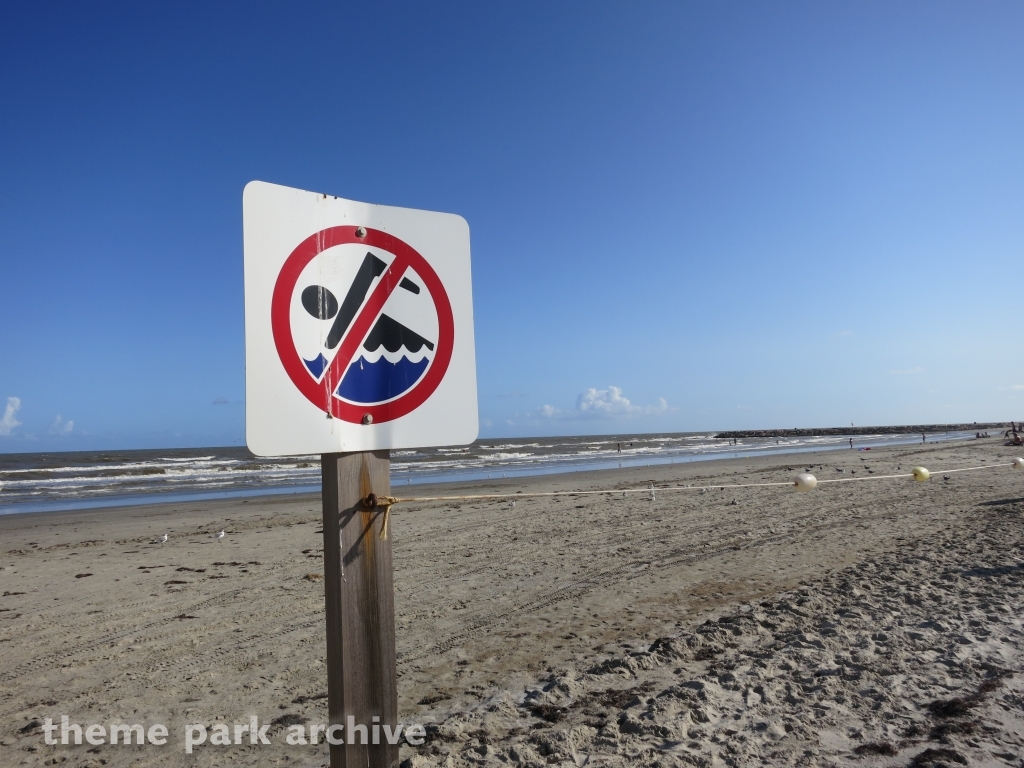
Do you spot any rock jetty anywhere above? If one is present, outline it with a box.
[715,422,1009,439]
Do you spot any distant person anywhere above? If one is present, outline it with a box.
[849,438,853,449]
[922,433,926,444]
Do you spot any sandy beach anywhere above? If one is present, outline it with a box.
[3,437,1024,767]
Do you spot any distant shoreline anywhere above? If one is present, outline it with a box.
[0,430,992,515]
[715,421,1010,439]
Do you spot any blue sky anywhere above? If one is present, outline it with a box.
[1,2,1022,451]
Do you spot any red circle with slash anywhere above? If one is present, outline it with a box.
[270,226,454,424]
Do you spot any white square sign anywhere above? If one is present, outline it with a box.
[243,181,478,456]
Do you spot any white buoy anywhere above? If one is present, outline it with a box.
[793,473,817,492]
[911,467,930,482]
[1013,458,1024,469]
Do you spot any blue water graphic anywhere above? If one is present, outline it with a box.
[336,355,428,403]
[303,353,329,378]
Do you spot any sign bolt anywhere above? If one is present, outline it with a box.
[362,414,373,425]
[355,227,367,238]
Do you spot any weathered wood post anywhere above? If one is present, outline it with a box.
[321,450,398,768]
[243,184,476,767]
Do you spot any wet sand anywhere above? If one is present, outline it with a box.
[2,437,1023,767]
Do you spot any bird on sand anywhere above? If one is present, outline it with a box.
[214,530,226,541]
[154,534,168,544]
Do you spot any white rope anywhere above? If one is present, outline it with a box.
[380,462,1014,507]
[816,463,1010,484]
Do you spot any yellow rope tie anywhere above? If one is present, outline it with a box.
[370,495,401,539]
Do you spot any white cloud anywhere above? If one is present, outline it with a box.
[1000,384,1024,391]
[540,386,671,420]
[0,397,22,436]
[47,415,74,435]
[831,330,855,338]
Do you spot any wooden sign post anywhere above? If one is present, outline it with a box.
[243,182,478,768]
[321,450,398,768]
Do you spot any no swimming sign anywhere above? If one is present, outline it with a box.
[243,181,478,456]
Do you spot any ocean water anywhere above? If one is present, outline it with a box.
[0,430,977,514]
